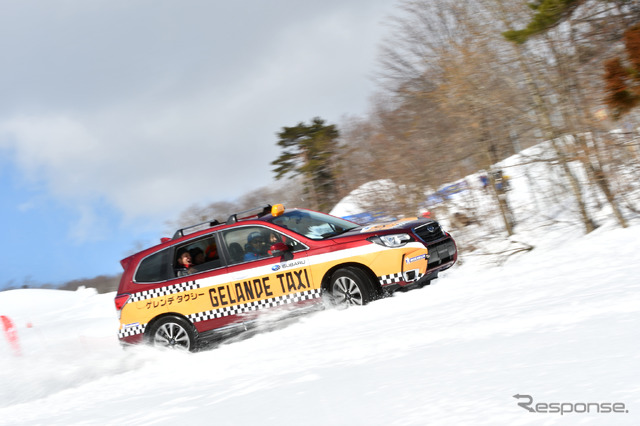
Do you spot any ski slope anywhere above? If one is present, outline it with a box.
[2,141,640,425]
[1,219,639,425]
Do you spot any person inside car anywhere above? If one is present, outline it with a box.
[244,232,269,261]
[176,248,196,277]
[205,242,218,261]
[190,247,205,265]
[269,231,283,245]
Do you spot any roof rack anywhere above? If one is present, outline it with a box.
[170,204,273,240]
[226,204,272,225]
[171,219,220,240]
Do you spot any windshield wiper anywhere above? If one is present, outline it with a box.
[321,226,358,238]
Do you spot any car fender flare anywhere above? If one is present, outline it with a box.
[320,262,381,297]
[144,312,199,339]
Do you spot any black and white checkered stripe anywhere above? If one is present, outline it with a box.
[129,281,200,303]
[188,289,322,323]
[378,272,404,286]
[119,288,322,338]
[118,323,146,338]
[378,272,426,286]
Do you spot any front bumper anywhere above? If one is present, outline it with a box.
[426,238,457,268]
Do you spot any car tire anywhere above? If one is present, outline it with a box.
[329,267,376,307]
[147,315,198,352]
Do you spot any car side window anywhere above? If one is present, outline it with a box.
[222,227,296,265]
[135,248,172,283]
[271,231,305,252]
[173,235,221,278]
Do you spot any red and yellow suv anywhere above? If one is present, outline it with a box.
[115,204,456,351]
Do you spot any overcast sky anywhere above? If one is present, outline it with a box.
[0,0,399,287]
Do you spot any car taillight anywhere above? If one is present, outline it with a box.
[114,294,131,311]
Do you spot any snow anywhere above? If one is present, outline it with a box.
[1,146,640,425]
[1,228,639,425]
[329,179,398,218]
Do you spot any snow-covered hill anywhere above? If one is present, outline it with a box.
[1,142,639,425]
[0,219,639,425]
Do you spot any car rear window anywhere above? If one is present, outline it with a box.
[135,248,171,283]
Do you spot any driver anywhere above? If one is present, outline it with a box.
[244,232,269,261]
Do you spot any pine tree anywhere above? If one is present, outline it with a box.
[503,0,584,44]
[271,117,340,212]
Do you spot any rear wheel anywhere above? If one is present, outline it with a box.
[329,267,376,307]
[147,316,198,352]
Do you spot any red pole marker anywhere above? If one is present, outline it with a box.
[1,315,22,356]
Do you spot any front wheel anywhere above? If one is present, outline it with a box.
[328,267,376,307]
[147,316,198,352]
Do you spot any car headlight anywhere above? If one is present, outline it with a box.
[368,233,412,248]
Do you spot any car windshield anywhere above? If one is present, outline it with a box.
[268,210,359,240]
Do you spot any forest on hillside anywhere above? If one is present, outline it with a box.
[178,0,640,235]
[8,0,640,293]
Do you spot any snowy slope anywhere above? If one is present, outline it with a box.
[0,220,639,425]
[2,141,640,425]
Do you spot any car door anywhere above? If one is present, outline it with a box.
[158,232,246,335]
[217,225,319,324]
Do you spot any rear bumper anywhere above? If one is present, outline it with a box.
[119,333,145,347]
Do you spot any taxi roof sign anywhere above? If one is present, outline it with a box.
[271,204,285,217]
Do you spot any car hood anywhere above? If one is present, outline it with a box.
[335,217,433,239]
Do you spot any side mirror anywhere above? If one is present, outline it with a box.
[268,242,290,256]
[269,242,294,261]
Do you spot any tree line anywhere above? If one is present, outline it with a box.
[175,0,640,240]
[270,0,640,238]
[2,274,121,294]
[7,0,640,293]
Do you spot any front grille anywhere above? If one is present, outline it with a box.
[426,239,456,268]
[414,222,445,243]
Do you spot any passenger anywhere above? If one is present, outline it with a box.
[190,247,205,265]
[269,231,283,245]
[205,242,218,261]
[244,232,268,261]
[176,248,195,277]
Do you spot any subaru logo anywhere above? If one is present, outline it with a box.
[271,265,281,271]
[426,225,435,233]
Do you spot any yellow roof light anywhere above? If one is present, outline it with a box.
[271,204,285,217]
